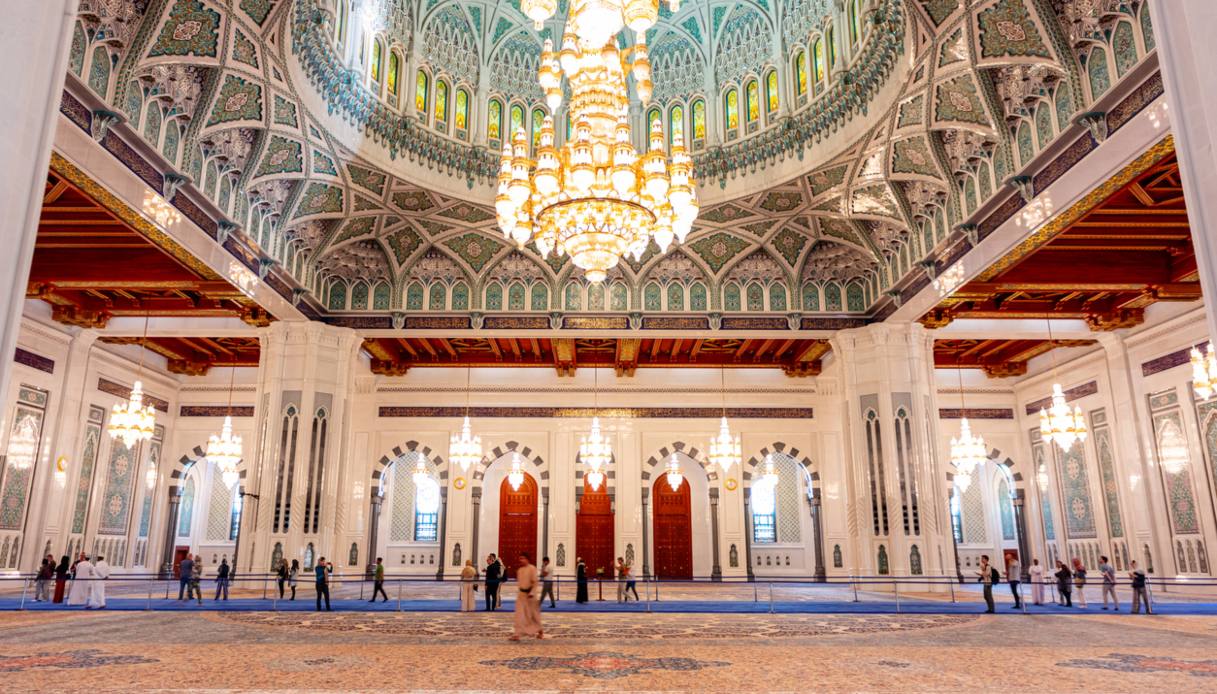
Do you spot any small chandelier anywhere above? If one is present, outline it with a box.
[760,453,779,486]
[706,368,740,475]
[108,315,156,449]
[508,451,526,491]
[1191,343,1217,400]
[449,369,483,473]
[580,417,611,491]
[412,455,430,486]
[497,0,698,283]
[949,368,986,485]
[1039,383,1087,452]
[207,416,243,489]
[664,452,683,491]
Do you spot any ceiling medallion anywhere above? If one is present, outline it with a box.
[498,0,698,282]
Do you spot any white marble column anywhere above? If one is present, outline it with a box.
[0,0,81,409]
[1150,1,1217,342]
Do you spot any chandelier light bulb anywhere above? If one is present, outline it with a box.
[954,470,973,494]
[108,380,157,449]
[1039,383,1087,452]
[508,452,526,492]
[665,452,683,491]
[949,417,987,476]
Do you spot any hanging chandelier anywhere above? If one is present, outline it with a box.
[664,452,683,491]
[949,367,985,490]
[449,369,483,474]
[497,0,699,283]
[760,453,779,486]
[1191,343,1217,400]
[206,367,243,489]
[1039,383,1087,452]
[108,315,157,449]
[580,369,612,491]
[412,455,430,486]
[508,451,526,491]
[706,369,740,475]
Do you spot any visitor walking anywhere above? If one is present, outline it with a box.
[34,555,52,602]
[87,556,109,609]
[177,553,194,600]
[315,557,333,611]
[289,559,300,600]
[276,559,289,599]
[977,554,998,613]
[1072,557,1088,608]
[616,557,630,602]
[1028,558,1045,605]
[575,557,589,604]
[189,556,203,604]
[509,553,543,641]
[53,555,70,603]
[1054,560,1073,607]
[1099,556,1119,611]
[460,559,478,612]
[624,560,639,601]
[1006,555,1022,609]
[1129,561,1152,614]
[539,556,556,608]
[484,554,503,611]
[214,558,230,600]
[370,557,389,602]
[67,554,92,606]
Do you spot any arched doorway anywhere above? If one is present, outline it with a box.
[652,476,693,579]
[577,478,614,580]
[498,473,537,579]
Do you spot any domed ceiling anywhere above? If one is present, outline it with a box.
[66,0,1158,323]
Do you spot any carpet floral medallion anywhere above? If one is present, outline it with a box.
[1059,653,1217,678]
[0,649,158,673]
[479,651,730,679]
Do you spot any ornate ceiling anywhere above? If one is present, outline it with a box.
[64,0,1160,324]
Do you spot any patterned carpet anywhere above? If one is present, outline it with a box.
[1,609,1216,691]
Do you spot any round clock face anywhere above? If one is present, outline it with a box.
[453,476,467,490]
[724,478,739,491]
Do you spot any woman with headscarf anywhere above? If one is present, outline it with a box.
[460,559,478,612]
[1071,557,1088,608]
[53,555,70,603]
[1054,560,1073,607]
[509,553,543,640]
[575,557,589,604]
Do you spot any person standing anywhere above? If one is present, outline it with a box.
[615,557,629,602]
[484,554,503,611]
[53,555,70,604]
[315,557,333,611]
[1129,561,1152,614]
[977,554,998,613]
[67,554,92,606]
[509,553,543,641]
[189,557,203,605]
[34,555,52,602]
[575,557,589,604]
[1006,556,1022,609]
[87,556,109,609]
[288,559,300,600]
[276,559,289,600]
[460,559,478,612]
[539,556,556,609]
[1072,557,1088,608]
[1028,558,1045,606]
[1054,560,1073,607]
[177,553,194,600]
[370,557,389,603]
[214,558,230,601]
[1099,556,1119,611]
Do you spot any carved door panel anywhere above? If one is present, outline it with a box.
[498,474,537,580]
[652,477,693,579]
[577,480,615,580]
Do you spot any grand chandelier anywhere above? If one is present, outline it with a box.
[1039,383,1087,452]
[449,369,483,473]
[949,368,985,493]
[508,452,527,491]
[497,0,699,282]
[108,315,156,449]
[1191,343,1217,400]
[706,368,740,475]
[206,367,243,488]
[664,452,683,491]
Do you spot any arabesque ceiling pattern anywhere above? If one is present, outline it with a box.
[64,0,1159,322]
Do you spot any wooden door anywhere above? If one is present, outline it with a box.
[652,477,693,579]
[172,546,190,578]
[498,473,537,580]
[577,479,615,580]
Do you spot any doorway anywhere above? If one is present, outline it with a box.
[498,473,537,580]
[577,478,614,580]
[652,476,693,579]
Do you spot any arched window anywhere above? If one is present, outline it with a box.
[428,282,446,310]
[745,78,760,127]
[531,107,546,150]
[752,475,777,543]
[454,88,469,137]
[485,281,503,310]
[414,475,440,542]
[746,282,764,311]
[802,282,819,311]
[827,25,836,68]
[373,282,391,310]
[327,279,347,310]
[724,282,742,311]
[689,282,707,311]
[143,102,163,148]
[848,0,861,46]
[812,36,826,84]
[414,70,429,113]
[335,0,348,45]
[691,98,706,149]
[162,121,181,164]
[487,98,503,146]
[510,103,525,137]
[610,282,628,311]
[405,281,424,310]
[386,51,400,105]
[508,282,526,310]
[177,475,196,537]
[769,283,787,311]
[587,282,605,310]
[724,88,739,139]
[564,282,581,310]
[669,104,685,147]
[530,283,549,311]
[435,79,450,130]
[793,51,808,99]
[998,477,1016,541]
[647,107,662,139]
[370,38,384,86]
[351,281,369,310]
[765,70,779,117]
[451,281,470,310]
[666,282,684,311]
[644,282,661,311]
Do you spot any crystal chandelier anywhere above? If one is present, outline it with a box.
[108,315,157,449]
[760,453,779,486]
[497,0,698,283]
[508,451,526,491]
[949,367,985,491]
[1191,343,1217,400]
[206,367,243,489]
[706,368,740,475]
[412,455,430,486]
[449,369,483,473]
[580,369,612,491]
[664,452,683,491]
[1038,319,1087,452]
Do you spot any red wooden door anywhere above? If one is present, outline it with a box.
[172,546,190,578]
[498,473,537,580]
[577,479,615,580]
[652,477,693,579]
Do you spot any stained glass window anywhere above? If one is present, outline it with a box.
[370,40,383,83]
[813,37,825,82]
[435,80,449,125]
[387,51,399,99]
[745,79,760,123]
[766,71,779,115]
[488,99,503,143]
[429,283,446,310]
[415,70,428,113]
[455,89,468,132]
[669,104,685,146]
[508,282,526,310]
[692,99,706,143]
[587,283,604,310]
[531,108,545,150]
[724,89,739,133]
[510,104,525,137]
[849,0,860,46]
[794,51,808,96]
[827,26,836,68]
[336,0,348,43]
[647,107,662,138]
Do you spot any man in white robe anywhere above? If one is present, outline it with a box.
[67,555,92,606]
[87,556,110,609]
[510,553,543,640]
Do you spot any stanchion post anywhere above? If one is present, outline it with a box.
[950,577,956,603]
[894,579,901,613]
[754,582,758,602]
[768,582,774,614]
[645,578,651,613]
[19,578,28,610]
[397,580,402,612]
[147,579,153,611]
[852,576,859,603]
[1020,581,1027,614]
